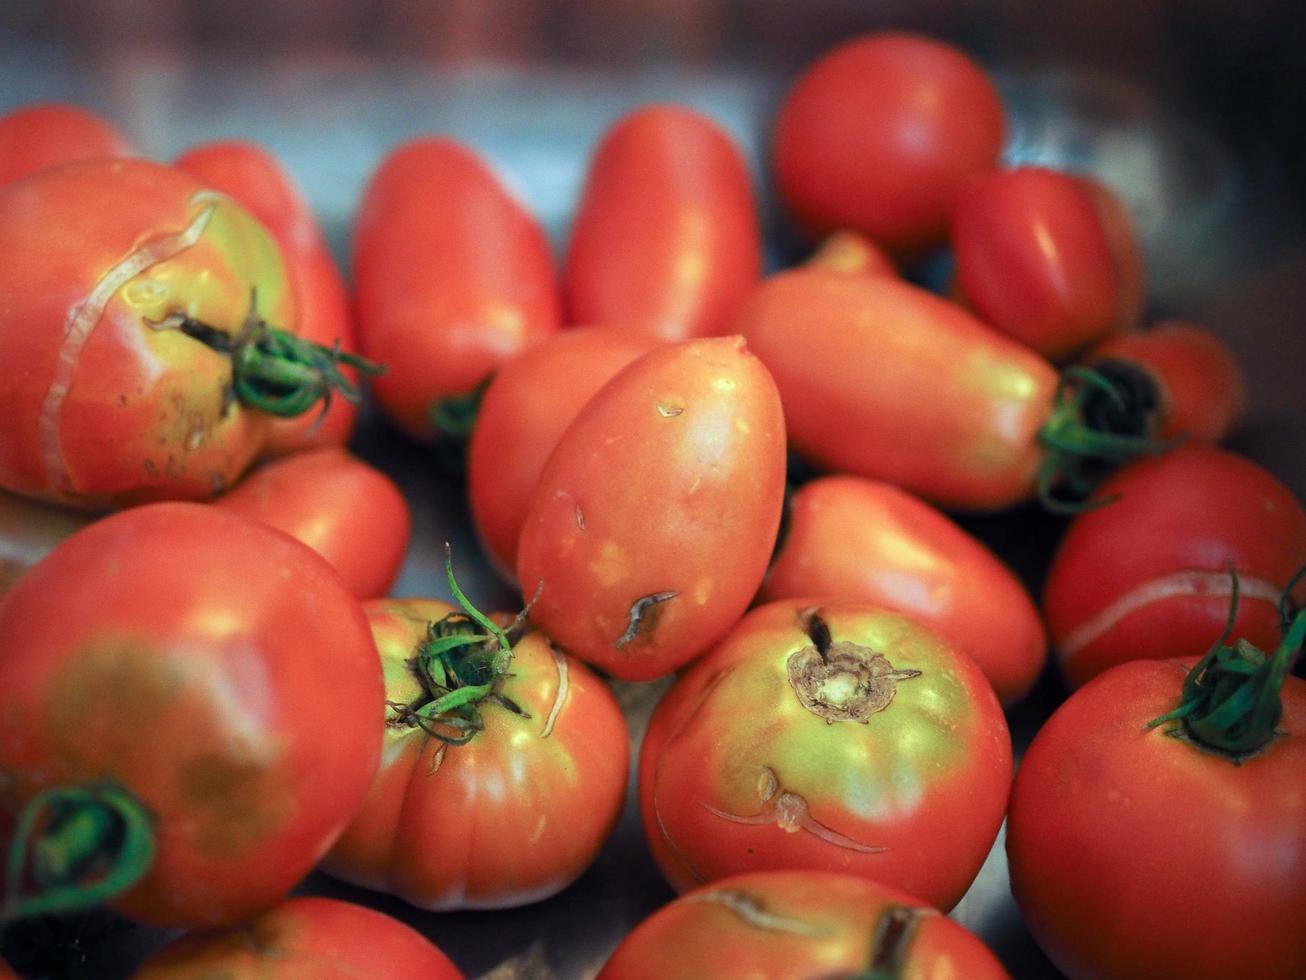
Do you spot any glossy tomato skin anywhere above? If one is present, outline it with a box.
[353,138,562,442]
[1007,659,1306,980]
[565,105,761,341]
[0,103,134,186]
[1044,446,1306,688]
[468,327,661,580]
[639,598,1012,911]
[773,32,1005,256]
[0,159,295,508]
[322,598,628,910]
[214,447,410,599]
[175,140,360,455]
[0,503,383,928]
[598,870,1010,980]
[761,475,1046,704]
[735,270,1058,510]
[131,896,463,979]
[516,336,787,681]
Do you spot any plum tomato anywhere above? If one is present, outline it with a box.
[639,598,1012,911]
[0,103,134,186]
[802,230,898,278]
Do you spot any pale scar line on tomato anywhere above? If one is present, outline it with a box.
[539,643,569,739]
[685,887,833,938]
[614,590,678,650]
[1059,569,1283,662]
[38,194,219,497]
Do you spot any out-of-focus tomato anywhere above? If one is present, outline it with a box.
[761,475,1046,703]
[0,504,383,929]
[516,336,786,681]
[131,896,463,979]
[353,138,562,443]
[598,870,1011,980]
[639,598,1011,911]
[773,32,1005,256]
[175,140,360,454]
[564,105,761,340]
[802,230,898,278]
[0,489,94,598]
[0,103,134,186]
[215,447,410,599]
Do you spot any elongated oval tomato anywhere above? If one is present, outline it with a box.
[0,103,134,186]
[175,140,360,455]
[598,870,1010,980]
[639,598,1011,911]
[761,475,1046,704]
[131,896,463,979]
[0,503,383,928]
[468,326,661,580]
[353,138,562,442]
[516,336,787,680]
[564,105,761,340]
[321,597,628,910]
[803,230,898,278]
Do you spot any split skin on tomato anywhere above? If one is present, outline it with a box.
[0,503,384,929]
[516,335,787,681]
[597,870,1010,980]
[639,598,1012,911]
[0,103,134,186]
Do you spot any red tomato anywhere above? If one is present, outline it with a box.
[802,230,898,278]
[0,503,383,928]
[467,326,661,580]
[131,896,463,979]
[322,596,628,909]
[952,167,1144,360]
[175,140,360,455]
[598,870,1010,980]
[0,103,134,186]
[353,138,562,442]
[761,475,1046,704]
[773,32,1005,256]
[639,598,1012,911]
[516,336,787,681]
[0,959,13,980]
[0,489,94,598]
[564,105,761,340]
[214,447,410,599]
[1043,445,1306,688]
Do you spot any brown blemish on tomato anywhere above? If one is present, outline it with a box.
[178,754,290,857]
[686,888,831,937]
[787,609,921,723]
[614,591,677,650]
[574,504,586,530]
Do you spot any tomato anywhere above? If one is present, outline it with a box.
[1043,445,1306,688]
[639,597,1011,911]
[467,326,661,580]
[214,447,410,599]
[952,167,1144,360]
[0,489,94,598]
[802,230,898,278]
[353,138,562,443]
[131,896,463,978]
[761,475,1046,704]
[564,105,761,340]
[174,140,360,455]
[0,503,383,928]
[773,32,1005,256]
[516,336,786,681]
[321,594,628,909]
[0,103,134,186]
[598,870,1010,980]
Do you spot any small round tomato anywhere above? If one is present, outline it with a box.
[773,32,1005,256]
[516,336,787,681]
[214,446,410,599]
[639,598,1011,911]
[0,103,134,186]
[0,489,94,598]
[0,503,383,929]
[564,105,761,341]
[131,896,463,979]
[598,870,1010,980]
[802,230,898,278]
[761,475,1046,704]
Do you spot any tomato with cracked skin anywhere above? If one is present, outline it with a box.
[0,103,134,186]
[638,597,1011,911]
[0,503,383,929]
[516,335,787,681]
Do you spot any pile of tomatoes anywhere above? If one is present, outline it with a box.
[0,29,1303,980]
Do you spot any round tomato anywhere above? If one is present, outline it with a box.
[564,104,761,340]
[516,335,787,681]
[598,870,1010,980]
[0,103,134,186]
[639,597,1011,911]
[773,32,1005,256]
[131,896,463,979]
[0,503,383,928]
[0,489,94,598]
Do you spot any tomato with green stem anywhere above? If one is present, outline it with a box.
[0,103,134,186]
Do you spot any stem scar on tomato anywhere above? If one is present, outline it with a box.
[684,888,830,937]
[789,608,921,724]
[614,590,678,650]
